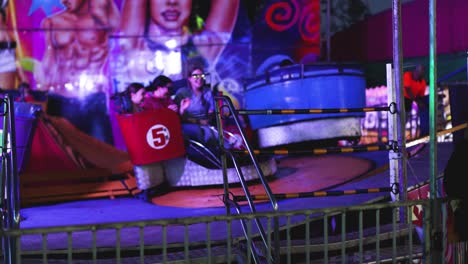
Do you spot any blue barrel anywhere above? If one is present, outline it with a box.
[244,64,366,130]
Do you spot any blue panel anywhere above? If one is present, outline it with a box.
[245,64,366,129]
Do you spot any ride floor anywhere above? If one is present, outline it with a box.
[17,141,454,252]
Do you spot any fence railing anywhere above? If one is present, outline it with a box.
[1,198,458,263]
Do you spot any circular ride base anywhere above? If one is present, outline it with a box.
[257,116,362,148]
[152,155,374,208]
[163,156,278,187]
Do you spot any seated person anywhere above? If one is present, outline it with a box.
[116,80,177,202]
[112,82,145,113]
[174,64,218,149]
[141,75,179,112]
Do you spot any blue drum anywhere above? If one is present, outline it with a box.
[244,63,366,148]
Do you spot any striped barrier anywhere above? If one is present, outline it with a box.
[231,186,398,202]
[406,122,468,148]
[232,144,392,155]
[235,106,391,116]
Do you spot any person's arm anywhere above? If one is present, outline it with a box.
[36,18,55,90]
[118,0,146,49]
[205,0,240,33]
[194,0,239,68]
[201,90,215,125]
[89,0,121,31]
[119,0,146,36]
[167,98,179,112]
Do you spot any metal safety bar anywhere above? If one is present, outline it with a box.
[214,94,281,263]
[1,95,20,264]
[232,186,399,202]
[233,144,392,156]
[235,105,391,115]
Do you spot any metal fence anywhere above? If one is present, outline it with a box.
[2,197,466,263]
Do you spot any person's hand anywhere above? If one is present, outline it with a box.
[199,119,209,126]
[168,103,178,112]
[179,98,191,114]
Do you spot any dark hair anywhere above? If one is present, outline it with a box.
[111,82,145,114]
[125,82,145,95]
[187,64,204,77]
[146,75,172,92]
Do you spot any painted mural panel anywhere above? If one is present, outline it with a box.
[0,0,320,148]
[252,0,320,75]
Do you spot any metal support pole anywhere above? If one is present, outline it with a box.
[386,64,399,205]
[1,97,9,264]
[7,95,19,230]
[428,0,443,262]
[2,95,19,263]
[391,0,408,223]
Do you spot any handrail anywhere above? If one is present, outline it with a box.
[226,152,275,262]
[236,105,390,115]
[214,94,280,263]
[214,95,278,211]
[0,98,8,223]
[1,95,20,264]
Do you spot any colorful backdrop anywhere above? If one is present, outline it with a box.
[0,0,320,149]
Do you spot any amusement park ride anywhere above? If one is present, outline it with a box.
[1,62,367,205]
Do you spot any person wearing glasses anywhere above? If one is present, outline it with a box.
[174,64,217,148]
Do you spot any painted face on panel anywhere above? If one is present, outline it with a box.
[149,0,192,32]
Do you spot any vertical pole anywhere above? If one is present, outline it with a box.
[1,95,20,263]
[466,51,468,81]
[1,97,9,264]
[386,63,399,205]
[391,0,408,222]
[428,0,442,262]
[326,0,331,62]
[6,95,19,263]
[7,94,19,229]
[214,93,229,216]
[428,0,438,204]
